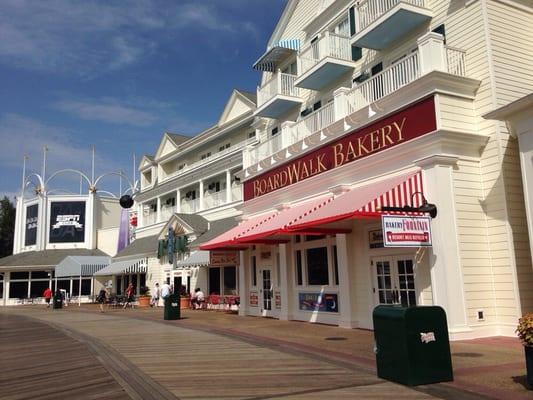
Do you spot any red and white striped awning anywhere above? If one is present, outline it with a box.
[287,170,424,231]
[201,170,424,249]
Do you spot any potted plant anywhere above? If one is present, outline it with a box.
[516,313,533,388]
[179,285,190,309]
[138,286,151,308]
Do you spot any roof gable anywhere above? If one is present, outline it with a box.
[154,133,180,160]
[157,213,209,240]
[139,155,154,171]
[218,90,256,126]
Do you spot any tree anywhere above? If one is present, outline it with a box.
[0,196,16,258]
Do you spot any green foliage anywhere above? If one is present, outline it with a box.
[517,313,533,346]
[0,196,16,258]
[139,286,150,296]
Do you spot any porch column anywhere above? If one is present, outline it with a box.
[199,180,204,211]
[225,170,232,204]
[517,129,533,263]
[137,203,143,227]
[238,251,248,316]
[278,243,294,320]
[156,197,161,223]
[416,155,469,335]
[333,87,350,120]
[417,32,446,75]
[4,272,10,306]
[176,189,181,213]
[336,234,357,328]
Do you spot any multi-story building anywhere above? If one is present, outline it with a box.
[101,90,256,297]
[202,0,533,339]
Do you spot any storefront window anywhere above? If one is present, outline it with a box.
[223,267,236,295]
[251,256,257,286]
[9,281,28,298]
[209,267,221,295]
[296,250,303,285]
[31,271,50,279]
[56,279,70,293]
[30,280,49,298]
[11,272,29,280]
[140,273,146,289]
[72,278,92,296]
[306,247,329,285]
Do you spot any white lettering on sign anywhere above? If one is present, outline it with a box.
[382,215,432,247]
[52,215,83,230]
[420,332,436,343]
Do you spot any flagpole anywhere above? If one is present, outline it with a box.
[42,146,48,192]
[21,155,28,199]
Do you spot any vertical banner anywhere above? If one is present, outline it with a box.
[24,204,39,246]
[117,208,130,253]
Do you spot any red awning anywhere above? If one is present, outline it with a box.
[200,211,278,250]
[287,170,424,231]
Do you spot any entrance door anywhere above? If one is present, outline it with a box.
[372,257,416,307]
[260,268,273,315]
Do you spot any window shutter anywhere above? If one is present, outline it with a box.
[351,46,362,61]
[349,6,356,36]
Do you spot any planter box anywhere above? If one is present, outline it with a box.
[180,297,190,309]
[138,295,151,308]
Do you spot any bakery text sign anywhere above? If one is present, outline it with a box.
[244,97,436,200]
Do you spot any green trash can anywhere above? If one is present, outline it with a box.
[52,294,62,309]
[373,305,453,386]
[164,294,180,320]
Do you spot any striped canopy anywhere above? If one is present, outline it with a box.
[253,39,301,72]
[55,256,110,278]
[93,258,147,276]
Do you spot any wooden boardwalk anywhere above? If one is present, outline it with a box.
[0,307,492,400]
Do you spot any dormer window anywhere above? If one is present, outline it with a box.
[201,152,211,160]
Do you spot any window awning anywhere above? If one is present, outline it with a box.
[287,170,424,231]
[93,258,147,276]
[174,251,210,269]
[253,39,300,72]
[55,256,110,278]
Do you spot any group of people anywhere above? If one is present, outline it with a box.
[149,283,205,309]
[95,282,136,312]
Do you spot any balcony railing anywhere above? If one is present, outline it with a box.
[204,190,227,209]
[160,206,175,222]
[299,32,352,76]
[291,102,335,143]
[244,35,467,170]
[143,212,157,226]
[358,0,425,31]
[232,185,243,202]
[257,72,299,107]
[180,198,200,214]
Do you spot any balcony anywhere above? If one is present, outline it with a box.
[180,198,200,214]
[160,205,175,222]
[243,34,468,171]
[255,72,302,119]
[352,0,432,50]
[295,32,355,91]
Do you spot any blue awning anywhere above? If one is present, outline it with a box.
[253,39,301,72]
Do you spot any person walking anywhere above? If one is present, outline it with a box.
[150,283,160,307]
[123,283,135,309]
[191,288,205,310]
[43,287,53,308]
[161,281,171,300]
[97,287,107,313]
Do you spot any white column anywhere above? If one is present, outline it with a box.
[39,195,47,250]
[238,251,248,316]
[517,129,533,265]
[417,32,446,75]
[13,197,22,254]
[3,272,9,306]
[199,180,204,211]
[225,170,232,204]
[137,203,143,227]
[416,155,469,335]
[176,189,181,213]
[333,87,350,120]
[87,191,96,249]
[336,234,357,328]
[156,197,161,222]
[280,121,296,148]
[278,243,294,320]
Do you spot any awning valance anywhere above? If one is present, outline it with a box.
[93,258,147,276]
[55,256,110,278]
[174,251,210,269]
[253,39,301,72]
[200,170,423,249]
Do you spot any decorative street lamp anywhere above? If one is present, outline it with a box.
[379,192,438,218]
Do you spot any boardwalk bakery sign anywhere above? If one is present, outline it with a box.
[382,215,432,247]
[244,97,436,200]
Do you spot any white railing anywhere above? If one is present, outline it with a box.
[299,32,352,75]
[246,134,284,166]
[180,198,200,214]
[257,72,299,107]
[163,137,256,182]
[231,185,243,202]
[446,46,466,77]
[204,190,227,209]
[290,102,335,143]
[160,206,175,222]
[143,212,157,226]
[357,0,425,31]
[346,52,420,113]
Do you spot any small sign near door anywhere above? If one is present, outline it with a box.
[210,250,239,266]
[382,215,432,247]
[274,290,281,309]
[249,290,259,307]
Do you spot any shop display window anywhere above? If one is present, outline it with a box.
[9,281,28,298]
[306,247,329,285]
[223,267,236,294]
[251,255,257,286]
[296,250,303,285]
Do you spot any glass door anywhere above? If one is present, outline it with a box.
[261,268,273,314]
[372,257,416,307]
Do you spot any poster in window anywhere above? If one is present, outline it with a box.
[24,204,39,246]
[298,292,339,313]
[49,201,86,243]
[249,290,259,307]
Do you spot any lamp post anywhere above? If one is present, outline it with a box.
[379,192,438,218]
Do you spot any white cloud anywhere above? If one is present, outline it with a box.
[0,0,255,75]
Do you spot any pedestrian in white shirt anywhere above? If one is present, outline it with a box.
[150,283,160,307]
[192,288,205,310]
[161,282,171,300]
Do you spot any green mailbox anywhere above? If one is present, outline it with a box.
[164,293,181,320]
[373,305,453,386]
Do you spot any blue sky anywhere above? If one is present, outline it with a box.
[0,0,286,199]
